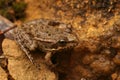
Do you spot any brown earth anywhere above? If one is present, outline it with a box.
[2,39,57,80]
[1,0,120,80]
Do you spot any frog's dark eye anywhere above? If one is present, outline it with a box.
[58,39,67,44]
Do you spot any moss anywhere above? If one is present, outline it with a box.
[0,7,15,21]
[0,0,27,22]
[12,1,27,19]
[0,0,6,8]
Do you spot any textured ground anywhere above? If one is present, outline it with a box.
[1,39,57,80]
[1,0,120,80]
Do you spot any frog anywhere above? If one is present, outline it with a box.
[9,18,78,68]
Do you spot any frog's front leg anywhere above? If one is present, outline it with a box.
[44,47,63,66]
[45,52,53,65]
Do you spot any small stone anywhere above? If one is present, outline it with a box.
[0,66,7,80]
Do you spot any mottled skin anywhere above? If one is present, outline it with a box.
[13,18,78,68]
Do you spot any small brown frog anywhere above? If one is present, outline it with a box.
[9,19,78,68]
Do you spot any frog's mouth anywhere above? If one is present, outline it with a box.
[44,41,77,52]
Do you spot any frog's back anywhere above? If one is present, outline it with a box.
[19,19,73,40]
[14,18,78,52]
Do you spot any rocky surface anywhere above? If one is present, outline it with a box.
[2,39,57,80]
[0,66,7,80]
[1,13,120,80]
[1,0,120,80]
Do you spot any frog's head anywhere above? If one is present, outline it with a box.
[56,34,78,48]
[51,24,79,50]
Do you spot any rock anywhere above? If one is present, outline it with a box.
[111,72,120,80]
[113,52,120,65]
[90,55,115,74]
[0,66,7,80]
[2,39,57,80]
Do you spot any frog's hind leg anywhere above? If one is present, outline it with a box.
[14,29,40,69]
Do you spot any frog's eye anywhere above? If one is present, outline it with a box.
[58,39,67,44]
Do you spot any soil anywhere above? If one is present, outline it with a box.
[1,0,120,80]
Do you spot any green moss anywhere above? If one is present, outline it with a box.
[0,0,27,22]
[0,0,5,8]
[0,8,14,21]
[12,1,27,19]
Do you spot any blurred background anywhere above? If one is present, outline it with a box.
[0,0,120,24]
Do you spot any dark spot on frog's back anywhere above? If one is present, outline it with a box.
[48,21,60,26]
